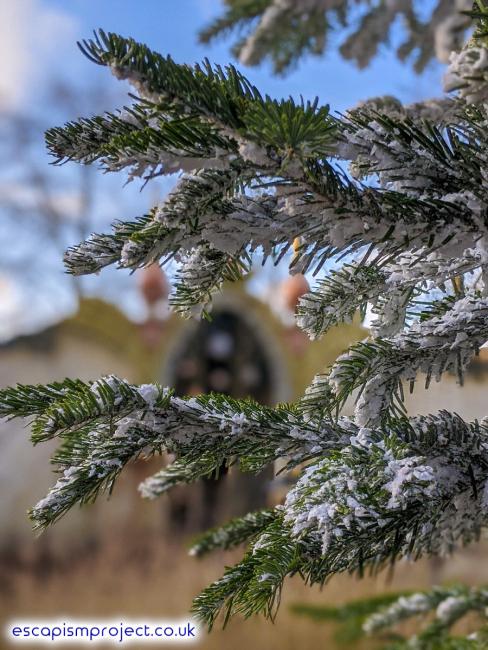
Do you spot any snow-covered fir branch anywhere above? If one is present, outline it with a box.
[329,293,488,425]
[188,509,278,557]
[3,376,488,620]
[200,0,473,75]
[0,375,347,528]
[362,585,488,647]
[296,247,487,339]
[45,107,236,181]
[55,28,488,321]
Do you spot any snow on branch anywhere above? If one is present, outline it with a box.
[200,0,473,75]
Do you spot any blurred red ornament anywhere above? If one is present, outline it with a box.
[280,273,310,312]
[139,264,169,306]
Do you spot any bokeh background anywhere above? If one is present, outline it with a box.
[1,2,488,648]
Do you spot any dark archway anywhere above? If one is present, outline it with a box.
[166,307,277,532]
[173,309,274,402]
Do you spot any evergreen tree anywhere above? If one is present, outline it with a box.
[2,1,488,646]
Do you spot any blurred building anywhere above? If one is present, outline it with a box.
[0,272,366,559]
[4,269,487,574]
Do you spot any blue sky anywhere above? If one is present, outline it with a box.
[0,0,445,339]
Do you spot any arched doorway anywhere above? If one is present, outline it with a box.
[161,297,288,533]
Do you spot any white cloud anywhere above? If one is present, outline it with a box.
[0,0,78,110]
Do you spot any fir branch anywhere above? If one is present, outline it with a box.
[191,513,298,628]
[46,108,235,178]
[54,34,488,313]
[293,586,488,648]
[138,452,227,499]
[0,377,343,529]
[188,509,278,557]
[0,379,87,419]
[200,1,473,75]
[363,585,488,649]
[169,247,251,318]
[296,263,386,339]
[330,294,488,426]
[77,30,263,128]
[290,591,412,645]
[283,412,488,574]
[64,167,247,275]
